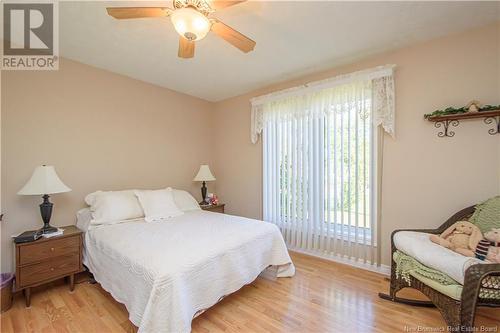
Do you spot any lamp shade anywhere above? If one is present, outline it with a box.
[18,165,71,195]
[193,165,216,182]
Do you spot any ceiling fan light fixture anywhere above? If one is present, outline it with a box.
[171,7,210,41]
[106,1,255,59]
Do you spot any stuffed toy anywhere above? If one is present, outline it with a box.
[465,100,483,113]
[430,221,483,257]
[483,228,500,263]
[475,238,491,260]
[210,194,219,205]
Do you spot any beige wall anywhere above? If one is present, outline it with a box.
[212,23,500,266]
[1,23,499,273]
[1,58,214,272]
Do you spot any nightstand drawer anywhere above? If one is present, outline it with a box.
[19,236,80,265]
[201,204,225,213]
[207,205,224,213]
[17,254,80,288]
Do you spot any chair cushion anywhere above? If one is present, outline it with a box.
[469,196,500,234]
[394,231,483,284]
[394,250,500,301]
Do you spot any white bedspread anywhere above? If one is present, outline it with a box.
[83,210,294,333]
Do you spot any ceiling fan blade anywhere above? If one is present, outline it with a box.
[178,37,195,58]
[106,7,172,19]
[208,1,247,10]
[211,20,255,53]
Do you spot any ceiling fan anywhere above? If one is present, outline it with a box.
[106,0,256,59]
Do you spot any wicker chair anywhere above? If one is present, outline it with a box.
[379,205,500,329]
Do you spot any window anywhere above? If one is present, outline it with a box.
[252,66,395,266]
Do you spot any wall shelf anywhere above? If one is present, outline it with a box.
[426,110,500,137]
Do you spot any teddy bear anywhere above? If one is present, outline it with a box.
[484,228,500,263]
[430,221,483,257]
[465,100,483,113]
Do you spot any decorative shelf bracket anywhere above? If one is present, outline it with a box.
[434,119,459,137]
[484,116,500,135]
[426,110,500,138]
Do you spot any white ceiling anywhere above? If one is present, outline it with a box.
[60,1,500,102]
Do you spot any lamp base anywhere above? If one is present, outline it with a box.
[39,194,58,234]
[200,181,209,206]
[40,224,58,234]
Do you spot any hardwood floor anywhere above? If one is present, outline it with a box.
[1,251,498,332]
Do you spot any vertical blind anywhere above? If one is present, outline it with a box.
[253,66,395,268]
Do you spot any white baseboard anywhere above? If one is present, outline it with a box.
[288,247,391,276]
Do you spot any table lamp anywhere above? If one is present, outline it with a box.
[193,165,215,205]
[18,165,71,234]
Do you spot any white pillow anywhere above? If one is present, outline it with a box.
[134,188,184,222]
[85,190,144,226]
[76,208,92,232]
[172,189,201,212]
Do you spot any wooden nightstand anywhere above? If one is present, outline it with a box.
[15,225,83,307]
[201,203,225,213]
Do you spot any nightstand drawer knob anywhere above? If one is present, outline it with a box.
[50,267,54,271]
[50,247,55,251]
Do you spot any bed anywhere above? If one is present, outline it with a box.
[78,208,295,333]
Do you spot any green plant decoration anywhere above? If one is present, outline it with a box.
[424,104,500,119]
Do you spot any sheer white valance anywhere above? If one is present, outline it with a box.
[250,64,396,143]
